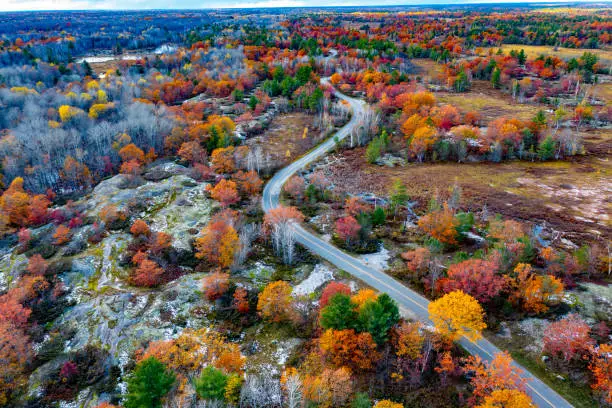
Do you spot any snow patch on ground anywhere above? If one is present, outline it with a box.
[359,245,391,271]
[292,264,335,297]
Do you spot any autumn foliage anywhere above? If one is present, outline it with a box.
[543,314,594,362]
[256,280,295,323]
[428,290,486,341]
[195,218,239,269]
[590,344,612,405]
[319,329,380,371]
[320,282,351,308]
[465,351,528,405]
[130,256,165,287]
[210,179,240,207]
[201,272,230,302]
[418,203,459,245]
[440,259,506,303]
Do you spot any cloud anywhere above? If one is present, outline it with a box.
[1,0,129,11]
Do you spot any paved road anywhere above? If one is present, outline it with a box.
[261,80,573,408]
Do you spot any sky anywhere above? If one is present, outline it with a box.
[0,0,597,12]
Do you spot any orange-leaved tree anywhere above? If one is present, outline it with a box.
[409,126,437,162]
[0,177,31,228]
[319,328,380,371]
[53,224,72,246]
[465,351,527,405]
[130,256,164,287]
[210,179,240,207]
[590,344,612,405]
[0,320,32,405]
[232,287,250,313]
[211,146,235,174]
[201,272,230,302]
[232,170,263,197]
[417,203,459,245]
[195,219,239,269]
[130,219,151,237]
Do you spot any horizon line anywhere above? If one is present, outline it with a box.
[0,0,608,13]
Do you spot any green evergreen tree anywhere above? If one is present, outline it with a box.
[351,392,372,408]
[365,138,381,164]
[305,183,318,204]
[232,88,244,102]
[538,136,556,161]
[320,293,358,330]
[125,357,175,408]
[454,70,470,92]
[296,65,313,85]
[248,95,259,111]
[272,65,285,82]
[371,207,386,226]
[389,179,409,218]
[533,110,547,129]
[194,366,228,401]
[357,293,400,345]
[517,49,527,65]
[491,67,501,89]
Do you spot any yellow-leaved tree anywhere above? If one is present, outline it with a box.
[257,281,295,323]
[475,389,534,408]
[374,400,404,408]
[428,290,486,342]
[58,105,83,122]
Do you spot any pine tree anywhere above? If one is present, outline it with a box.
[389,179,409,218]
[320,293,358,330]
[365,138,381,164]
[358,293,400,345]
[194,366,228,401]
[125,357,175,408]
[371,207,386,226]
[517,49,527,65]
[491,68,501,89]
[538,136,556,161]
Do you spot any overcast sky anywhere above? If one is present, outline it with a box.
[0,0,595,12]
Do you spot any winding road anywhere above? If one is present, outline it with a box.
[262,79,573,408]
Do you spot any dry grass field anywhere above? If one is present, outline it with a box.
[484,44,612,65]
[436,81,538,124]
[325,128,611,242]
[246,112,319,170]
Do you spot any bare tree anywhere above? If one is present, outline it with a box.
[272,222,297,265]
[233,223,260,270]
[240,373,282,408]
[282,372,302,408]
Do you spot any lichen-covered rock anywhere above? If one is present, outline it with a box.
[146,181,215,251]
[574,282,612,321]
[143,161,190,181]
[0,250,28,292]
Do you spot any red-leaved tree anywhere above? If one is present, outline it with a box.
[543,314,594,362]
[440,259,506,304]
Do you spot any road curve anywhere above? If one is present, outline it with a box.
[261,80,573,408]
